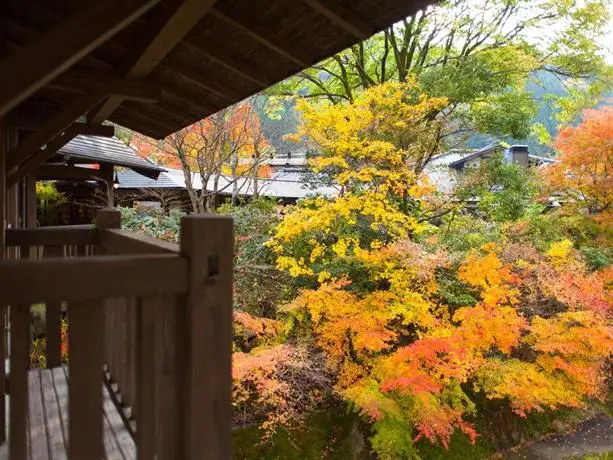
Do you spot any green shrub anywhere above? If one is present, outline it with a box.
[580,246,611,271]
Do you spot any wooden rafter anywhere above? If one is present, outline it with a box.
[8,116,115,137]
[117,105,178,134]
[88,0,218,124]
[47,74,161,104]
[180,40,272,88]
[8,132,78,187]
[301,0,373,40]
[161,87,219,116]
[36,165,103,181]
[210,8,312,68]
[165,61,240,102]
[7,91,108,174]
[0,0,162,116]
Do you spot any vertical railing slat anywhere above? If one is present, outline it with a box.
[0,304,5,446]
[9,244,32,458]
[68,299,104,460]
[136,295,159,460]
[179,215,233,460]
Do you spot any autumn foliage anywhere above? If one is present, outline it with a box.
[254,82,612,456]
[545,107,613,221]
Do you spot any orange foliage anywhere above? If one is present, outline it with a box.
[326,243,612,448]
[545,107,613,220]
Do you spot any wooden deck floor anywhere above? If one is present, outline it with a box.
[0,367,135,460]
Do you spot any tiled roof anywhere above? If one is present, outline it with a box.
[116,167,338,200]
[52,136,165,178]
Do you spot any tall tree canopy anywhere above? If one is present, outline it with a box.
[130,102,273,211]
[272,0,612,144]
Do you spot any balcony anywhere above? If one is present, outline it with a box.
[0,209,233,459]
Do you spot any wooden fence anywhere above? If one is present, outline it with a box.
[0,208,233,459]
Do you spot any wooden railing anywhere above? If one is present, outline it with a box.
[0,208,233,460]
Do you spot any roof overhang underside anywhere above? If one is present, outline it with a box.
[3,0,434,140]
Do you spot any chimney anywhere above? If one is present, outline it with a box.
[510,145,529,167]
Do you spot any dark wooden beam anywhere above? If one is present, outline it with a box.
[7,91,108,174]
[164,61,240,102]
[66,123,115,137]
[35,164,103,181]
[301,0,374,39]
[88,0,218,124]
[8,133,78,187]
[8,116,115,137]
[162,86,219,115]
[180,40,271,87]
[47,74,161,104]
[0,0,162,116]
[117,105,178,134]
[210,8,312,67]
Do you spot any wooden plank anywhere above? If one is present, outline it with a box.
[0,0,163,116]
[68,299,105,460]
[28,369,50,460]
[41,368,68,460]
[136,296,158,460]
[53,367,70,459]
[102,388,129,460]
[100,229,179,255]
[301,0,374,39]
[179,215,233,460]
[210,8,311,67]
[0,254,189,304]
[9,303,30,459]
[5,226,97,247]
[102,377,136,460]
[88,0,218,124]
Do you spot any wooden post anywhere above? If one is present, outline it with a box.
[96,208,121,237]
[9,302,29,459]
[68,208,120,459]
[45,245,65,369]
[10,235,31,458]
[0,116,6,445]
[179,215,233,460]
[25,173,36,229]
[99,163,114,207]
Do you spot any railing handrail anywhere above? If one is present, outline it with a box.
[5,225,96,247]
[0,253,188,304]
[100,228,179,255]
